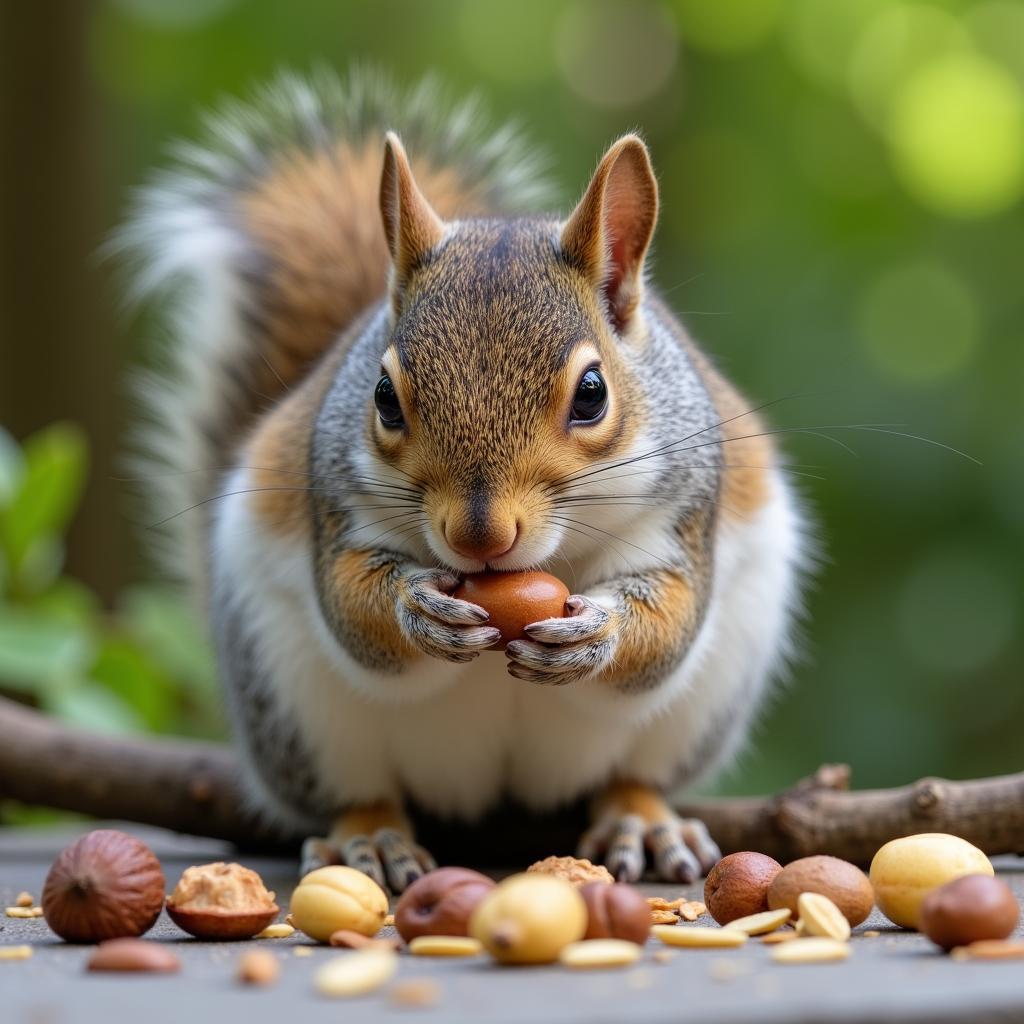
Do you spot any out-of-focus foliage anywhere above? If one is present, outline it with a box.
[0,425,223,822]
[4,0,1022,810]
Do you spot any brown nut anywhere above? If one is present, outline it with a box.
[767,855,873,927]
[166,862,279,940]
[42,829,165,943]
[453,572,569,647]
[394,867,495,942]
[525,855,614,887]
[580,882,651,945]
[704,852,782,925]
[87,938,181,973]
[919,874,1020,951]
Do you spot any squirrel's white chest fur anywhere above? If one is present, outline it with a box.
[214,466,803,830]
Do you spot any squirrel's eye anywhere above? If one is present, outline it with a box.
[570,368,608,424]
[374,374,404,428]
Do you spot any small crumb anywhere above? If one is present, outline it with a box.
[678,901,707,922]
[389,978,442,1009]
[646,897,685,912]
[860,930,880,938]
[0,946,33,960]
[383,914,395,927]
[652,950,675,965]
[762,930,798,945]
[285,913,296,927]
[15,892,33,908]
[293,946,314,957]
[626,968,654,990]
[650,910,678,925]
[709,958,749,982]
[237,949,280,986]
[256,923,295,939]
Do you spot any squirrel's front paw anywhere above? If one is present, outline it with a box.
[505,595,619,684]
[396,569,501,662]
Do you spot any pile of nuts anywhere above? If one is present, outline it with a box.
[1,826,1020,1001]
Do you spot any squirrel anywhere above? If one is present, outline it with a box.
[122,71,806,891]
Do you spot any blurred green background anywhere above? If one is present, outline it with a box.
[1,0,1022,826]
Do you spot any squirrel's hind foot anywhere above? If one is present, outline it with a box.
[578,782,721,883]
[300,804,437,893]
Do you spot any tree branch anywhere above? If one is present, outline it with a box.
[2,696,1021,863]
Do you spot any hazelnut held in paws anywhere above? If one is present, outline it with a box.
[125,70,806,888]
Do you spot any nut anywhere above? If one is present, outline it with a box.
[704,852,782,925]
[767,855,873,927]
[650,910,678,925]
[6,906,42,918]
[408,935,483,957]
[652,925,747,948]
[394,867,495,942]
[797,892,851,941]
[237,949,280,986]
[580,882,651,945]
[678,901,707,922]
[314,948,398,998]
[559,938,643,969]
[166,862,279,940]
[723,908,792,936]
[328,929,375,949]
[86,938,181,973]
[15,892,33,908]
[290,865,388,943]
[526,855,614,887]
[0,946,32,960]
[389,978,442,1008]
[869,833,993,930]
[761,930,799,945]
[42,829,165,943]
[256,923,295,939]
[469,873,587,964]
[770,937,850,964]
[951,939,1024,961]
[919,874,1019,951]
[453,571,569,647]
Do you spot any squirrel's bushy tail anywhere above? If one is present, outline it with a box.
[117,68,551,585]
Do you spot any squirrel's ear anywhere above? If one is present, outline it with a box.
[379,132,445,295]
[560,135,658,332]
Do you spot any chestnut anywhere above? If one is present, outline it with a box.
[580,882,651,945]
[704,852,782,925]
[394,867,495,942]
[166,862,279,940]
[768,855,874,928]
[920,874,1019,951]
[42,829,165,943]
[453,571,569,647]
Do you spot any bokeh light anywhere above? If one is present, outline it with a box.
[671,0,783,55]
[556,0,678,109]
[457,0,557,86]
[110,0,239,30]
[898,545,1017,674]
[967,1,1024,84]
[887,54,1024,218]
[783,0,889,91]
[859,259,980,383]
[847,3,970,130]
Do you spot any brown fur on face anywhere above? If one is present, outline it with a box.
[369,218,645,569]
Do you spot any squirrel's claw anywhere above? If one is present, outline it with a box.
[506,595,617,683]
[299,828,434,893]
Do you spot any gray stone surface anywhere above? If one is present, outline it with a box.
[1,824,1022,1024]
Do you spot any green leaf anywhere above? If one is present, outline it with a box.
[45,679,144,735]
[0,605,93,692]
[1,423,87,573]
[90,636,176,732]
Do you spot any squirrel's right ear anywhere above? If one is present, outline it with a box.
[379,132,446,300]
[561,135,659,334]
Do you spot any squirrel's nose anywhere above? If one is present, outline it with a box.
[444,521,519,563]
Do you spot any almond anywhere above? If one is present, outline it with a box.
[798,892,851,941]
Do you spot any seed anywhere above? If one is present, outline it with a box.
[15,892,33,908]
[652,925,747,948]
[723,909,791,936]
[951,940,1024,961]
[314,948,398,997]
[798,892,851,941]
[650,910,679,925]
[5,907,40,919]
[771,937,851,964]
[255,923,294,939]
[293,946,314,957]
[237,949,279,986]
[762,930,799,945]
[0,946,32,960]
[559,939,642,969]
[383,914,395,927]
[329,929,374,948]
[860,930,880,938]
[390,978,442,1008]
[408,935,483,957]
[678,901,707,922]
[87,938,181,973]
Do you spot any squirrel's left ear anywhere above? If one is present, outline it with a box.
[380,132,446,301]
[560,135,659,333]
